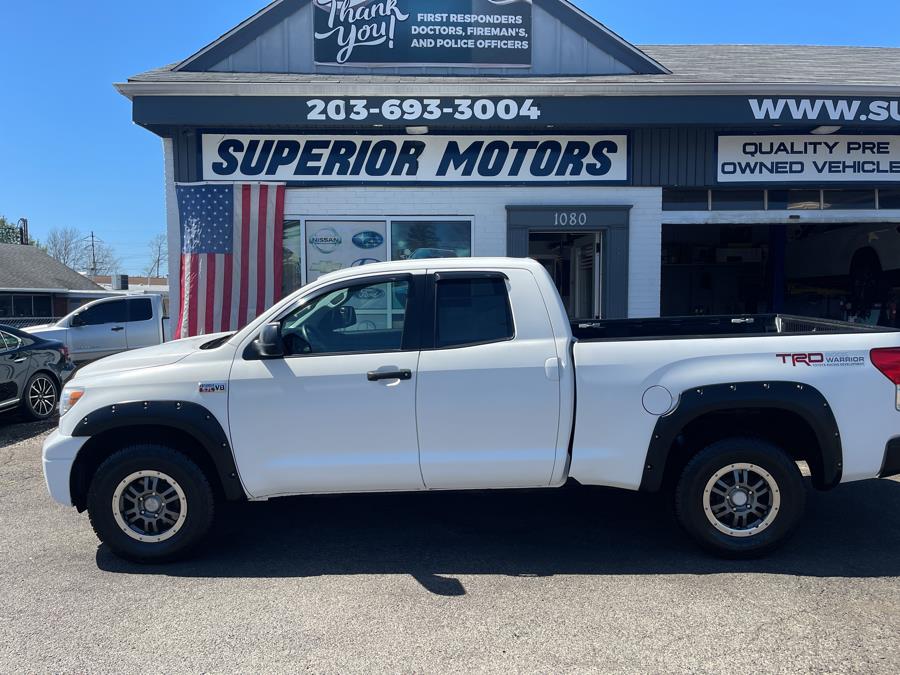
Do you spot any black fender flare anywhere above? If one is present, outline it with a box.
[72,400,245,500]
[639,381,842,492]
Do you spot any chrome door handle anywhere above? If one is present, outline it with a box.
[367,369,412,382]
[12,357,26,363]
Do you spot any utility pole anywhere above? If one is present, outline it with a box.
[88,231,98,276]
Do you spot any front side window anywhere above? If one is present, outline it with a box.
[77,300,127,326]
[280,279,410,356]
[435,277,514,349]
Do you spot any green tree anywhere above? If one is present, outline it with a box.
[0,215,22,244]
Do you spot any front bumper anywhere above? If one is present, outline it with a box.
[42,429,88,506]
[879,438,900,479]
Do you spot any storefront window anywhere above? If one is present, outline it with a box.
[305,220,387,284]
[767,190,821,210]
[0,295,11,318]
[879,189,900,209]
[282,220,303,297]
[390,221,472,260]
[662,189,709,211]
[711,190,765,211]
[822,190,877,210]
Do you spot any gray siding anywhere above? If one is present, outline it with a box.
[208,2,635,77]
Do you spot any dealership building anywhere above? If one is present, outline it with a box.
[118,0,900,329]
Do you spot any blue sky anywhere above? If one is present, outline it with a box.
[2,0,900,274]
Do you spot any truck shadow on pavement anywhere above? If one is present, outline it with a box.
[96,479,900,595]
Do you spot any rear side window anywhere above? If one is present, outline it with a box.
[78,299,127,326]
[435,277,514,348]
[128,298,153,322]
[0,331,20,352]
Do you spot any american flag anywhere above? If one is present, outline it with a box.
[175,183,285,338]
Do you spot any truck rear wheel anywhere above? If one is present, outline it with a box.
[675,437,805,558]
[87,444,215,563]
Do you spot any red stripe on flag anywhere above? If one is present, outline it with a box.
[256,184,269,317]
[273,185,285,302]
[175,254,187,339]
[205,253,216,334]
[187,253,199,338]
[222,253,233,332]
[238,184,251,328]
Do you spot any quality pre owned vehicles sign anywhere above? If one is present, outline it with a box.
[201,133,628,184]
[718,134,900,183]
[313,0,532,66]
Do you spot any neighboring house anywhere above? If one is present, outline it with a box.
[0,244,113,328]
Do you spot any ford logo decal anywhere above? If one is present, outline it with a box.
[309,227,342,254]
[352,230,384,249]
[354,287,385,300]
[351,258,380,267]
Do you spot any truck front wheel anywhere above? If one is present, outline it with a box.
[675,438,806,558]
[87,444,215,563]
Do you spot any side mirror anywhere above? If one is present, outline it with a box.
[257,322,284,357]
[71,313,85,327]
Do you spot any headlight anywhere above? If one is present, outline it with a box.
[60,387,85,416]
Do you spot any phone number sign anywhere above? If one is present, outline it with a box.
[313,0,532,67]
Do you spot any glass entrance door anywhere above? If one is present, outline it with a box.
[528,232,602,320]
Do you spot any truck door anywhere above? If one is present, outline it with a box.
[416,269,561,489]
[69,298,128,362]
[124,297,158,350]
[228,273,425,498]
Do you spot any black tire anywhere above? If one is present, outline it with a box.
[20,371,59,421]
[87,444,215,563]
[675,437,805,558]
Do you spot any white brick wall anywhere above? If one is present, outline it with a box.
[285,186,663,318]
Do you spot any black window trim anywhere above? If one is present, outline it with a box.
[244,273,424,360]
[425,271,516,351]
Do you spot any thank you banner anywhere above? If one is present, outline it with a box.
[718,135,900,183]
[201,134,628,184]
[313,0,532,66]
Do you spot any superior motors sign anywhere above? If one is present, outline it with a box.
[718,135,900,183]
[201,134,628,184]
[313,0,532,66]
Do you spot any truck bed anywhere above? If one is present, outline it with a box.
[572,314,896,341]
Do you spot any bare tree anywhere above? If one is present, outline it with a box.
[44,227,86,268]
[44,227,121,275]
[144,233,168,279]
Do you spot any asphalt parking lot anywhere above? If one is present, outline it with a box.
[1,416,899,673]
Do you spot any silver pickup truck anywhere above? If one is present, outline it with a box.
[26,295,169,363]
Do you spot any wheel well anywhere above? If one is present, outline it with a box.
[31,369,60,390]
[659,408,828,491]
[69,425,229,511]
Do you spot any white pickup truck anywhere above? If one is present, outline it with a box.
[42,258,900,562]
[26,295,169,364]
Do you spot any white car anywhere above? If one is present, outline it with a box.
[43,258,900,561]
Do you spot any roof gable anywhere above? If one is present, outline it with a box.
[176,0,668,76]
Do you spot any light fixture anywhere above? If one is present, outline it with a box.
[789,214,801,220]
[405,126,429,135]
[810,125,842,135]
